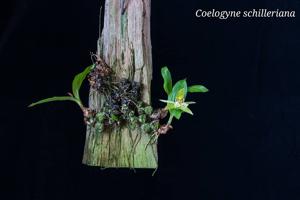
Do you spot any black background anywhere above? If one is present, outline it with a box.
[1,0,300,199]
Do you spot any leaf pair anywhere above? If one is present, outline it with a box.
[28,65,94,108]
[160,66,209,120]
[161,66,209,97]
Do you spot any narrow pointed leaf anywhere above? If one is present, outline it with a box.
[72,65,93,101]
[161,66,172,95]
[188,85,209,93]
[28,96,79,107]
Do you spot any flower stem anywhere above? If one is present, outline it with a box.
[167,114,174,125]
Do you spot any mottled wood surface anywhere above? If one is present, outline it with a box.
[82,0,157,169]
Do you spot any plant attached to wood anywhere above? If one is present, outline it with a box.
[146,67,209,145]
[160,66,209,124]
[28,2,208,172]
[29,64,95,123]
[29,57,208,166]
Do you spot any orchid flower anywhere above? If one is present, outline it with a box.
[160,66,208,125]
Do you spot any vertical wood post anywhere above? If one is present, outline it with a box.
[82,0,157,169]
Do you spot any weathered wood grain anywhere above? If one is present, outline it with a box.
[82,0,157,169]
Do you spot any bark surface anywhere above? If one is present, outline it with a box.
[82,0,157,168]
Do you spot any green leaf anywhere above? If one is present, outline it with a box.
[161,66,172,95]
[188,85,209,93]
[28,96,80,108]
[72,65,93,101]
[168,79,188,102]
[170,109,182,120]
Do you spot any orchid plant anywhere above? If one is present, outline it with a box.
[29,64,208,149]
[145,67,208,147]
[160,66,209,126]
[28,65,94,120]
